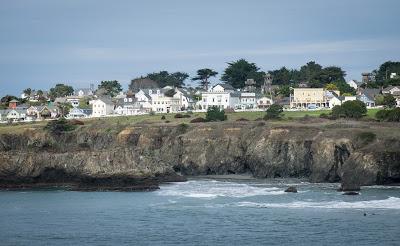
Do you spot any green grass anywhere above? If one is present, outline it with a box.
[0,108,384,134]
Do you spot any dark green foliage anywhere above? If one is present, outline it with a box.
[221,59,265,88]
[376,108,400,122]
[49,84,74,99]
[161,115,166,120]
[1,95,18,103]
[176,123,189,134]
[174,113,191,119]
[236,118,249,121]
[205,106,227,121]
[190,117,207,123]
[375,61,400,82]
[332,80,356,95]
[164,89,176,97]
[45,118,76,134]
[331,100,367,119]
[269,61,346,89]
[97,80,122,97]
[264,104,283,120]
[192,68,218,90]
[355,132,376,147]
[146,71,189,88]
[383,94,396,108]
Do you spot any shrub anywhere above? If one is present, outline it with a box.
[377,108,400,122]
[165,120,170,123]
[332,100,367,119]
[264,104,283,120]
[190,117,207,123]
[205,106,227,121]
[161,115,166,120]
[383,94,396,108]
[70,119,84,125]
[44,118,76,134]
[236,118,249,121]
[174,113,191,119]
[355,131,376,147]
[176,123,189,133]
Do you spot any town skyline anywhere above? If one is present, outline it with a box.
[1,0,400,96]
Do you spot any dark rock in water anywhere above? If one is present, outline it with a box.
[338,183,361,192]
[285,186,298,193]
[343,191,359,195]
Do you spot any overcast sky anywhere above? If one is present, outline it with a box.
[1,0,400,96]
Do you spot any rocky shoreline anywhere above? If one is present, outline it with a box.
[0,120,399,191]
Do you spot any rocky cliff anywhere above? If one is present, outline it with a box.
[0,120,399,190]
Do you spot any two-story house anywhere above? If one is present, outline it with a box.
[91,97,114,117]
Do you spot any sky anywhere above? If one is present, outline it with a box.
[1,0,400,97]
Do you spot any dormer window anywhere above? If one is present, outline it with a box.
[149,89,152,94]
[157,90,160,95]
[124,98,127,102]
[129,98,132,102]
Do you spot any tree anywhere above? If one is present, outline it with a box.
[129,77,159,91]
[332,80,355,95]
[97,80,122,97]
[270,67,292,85]
[299,61,323,83]
[264,104,283,120]
[192,68,218,90]
[325,83,338,91]
[320,66,346,83]
[277,85,291,97]
[382,94,396,108]
[0,95,18,103]
[221,59,265,88]
[205,106,227,121]
[332,100,367,119]
[49,84,74,99]
[23,88,32,96]
[375,61,400,82]
[146,71,189,88]
[164,89,176,97]
[56,102,73,117]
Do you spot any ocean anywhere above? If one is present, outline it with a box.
[1,178,399,245]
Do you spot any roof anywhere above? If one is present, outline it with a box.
[382,86,400,92]
[0,109,10,115]
[362,88,380,99]
[96,97,113,105]
[218,84,235,90]
[9,99,19,103]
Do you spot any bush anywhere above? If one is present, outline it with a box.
[190,117,207,123]
[376,108,400,122]
[332,100,367,119]
[174,113,190,119]
[383,94,396,108]
[70,119,84,125]
[44,118,76,134]
[236,118,249,121]
[205,106,227,121]
[264,104,283,120]
[161,115,166,120]
[176,123,189,133]
[355,131,376,147]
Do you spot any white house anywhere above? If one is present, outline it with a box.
[115,97,144,116]
[135,90,153,111]
[74,88,94,97]
[347,80,362,90]
[6,109,26,122]
[91,97,114,117]
[67,108,92,119]
[382,86,400,95]
[256,96,273,109]
[198,84,239,110]
[238,92,257,110]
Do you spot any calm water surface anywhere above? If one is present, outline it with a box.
[1,179,400,246]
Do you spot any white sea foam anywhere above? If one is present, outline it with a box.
[157,180,286,198]
[236,197,400,210]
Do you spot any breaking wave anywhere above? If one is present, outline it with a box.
[236,197,400,209]
[157,180,286,198]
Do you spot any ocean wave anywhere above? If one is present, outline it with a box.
[235,197,400,209]
[157,180,286,198]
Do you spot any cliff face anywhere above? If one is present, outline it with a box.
[0,121,399,190]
